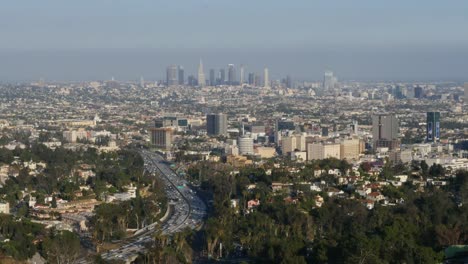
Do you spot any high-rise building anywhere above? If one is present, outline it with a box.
[372,114,399,148]
[248,73,255,85]
[323,71,335,90]
[281,136,296,155]
[139,76,145,88]
[206,113,228,136]
[286,75,293,88]
[238,136,254,155]
[209,69,215,86]
[219,69,226,85]
[263,68,269,88]
[414,86,424,99]
[198,59,206,87]
[166,65,178,86]
[178,66,184,85]
[240,65,245,85]
[227,64,236,85]
[150,128,173,150]
[339,138,361,160]
[426,112,440,142]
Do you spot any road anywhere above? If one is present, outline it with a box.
[96,150,207,262]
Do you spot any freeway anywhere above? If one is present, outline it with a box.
[97,150,207,262]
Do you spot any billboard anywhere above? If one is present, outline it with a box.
[427,122,433,140]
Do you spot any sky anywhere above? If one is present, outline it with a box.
[1,0,468,81]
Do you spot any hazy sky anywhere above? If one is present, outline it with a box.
[1,0,468,81]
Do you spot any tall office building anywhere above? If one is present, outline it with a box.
[209,69,216,86]
[285,75,293,88]
[323,71,335,90]
[248,73,255,85]
[238,136,254,155]
[227,64,236,85]
[414,86,423,99]
[150,128,173,150]
[166,65,178,86]
[139,76,145,88]
[240,65,245,85]
[219,69,226,85]
[372,114,399,148]
[426,112,440,142]
[263,68,269,88]
[178,66,184,85]
[206,113,228,136]
[198,59,206,87]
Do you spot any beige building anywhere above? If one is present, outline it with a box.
[150,128,173,150]
[307,142,341,160]
[254,147,276,158]
[339,138,361,160]
[282,136,296,154]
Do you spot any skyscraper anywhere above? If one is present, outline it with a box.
[248,73,255,85]
[426,112,440,142]
[198,59,206,87]
[178,66,184,85]
[264,68,269,88]
[227,64,236,85]
[323,71,335,90]
[219,69,226,85]
[240,65,245,85]
[414,86,423,99]
[139,76,145,88]
[166,65,178,86]
[206,113,228,136]
[209,69,215,86]
[372,114,399,148]
[286,75,292,88]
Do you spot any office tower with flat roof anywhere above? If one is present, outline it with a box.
[209,69,215,86]
[240,65,245,85]
[178,66,184,85]
[323,71,335,90]
[263,68,269,88]
[166,65,178,86]
[414,86,424,99]
[248,73,255,85]
[426,112,440,142]
[206,113,227,136]
[286,75,292,88]
[227,64,236,85]
[238,136,254,155]
[372,114,399,149]
[150,128,173,150]
[218,69,226,85]
[198,59,206,87]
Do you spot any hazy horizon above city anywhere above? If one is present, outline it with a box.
[1,0,468,82]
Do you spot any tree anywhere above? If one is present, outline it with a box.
[43,230,81,264]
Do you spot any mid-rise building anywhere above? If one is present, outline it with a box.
[206,113,227,136]
[281,136,296,155]
[150,128,173,150]
[307,142,340,160]
[238,136,254,155]
[339,138,361,160]
[372,114,399,149]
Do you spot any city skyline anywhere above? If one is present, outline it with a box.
[1,1,468,81]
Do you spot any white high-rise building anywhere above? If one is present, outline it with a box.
[238,136,254,155]
[323,71,337,90]
[198,59,206,87]
[264,67,269,88]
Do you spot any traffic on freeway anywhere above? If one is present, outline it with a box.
[98,150,207,262]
